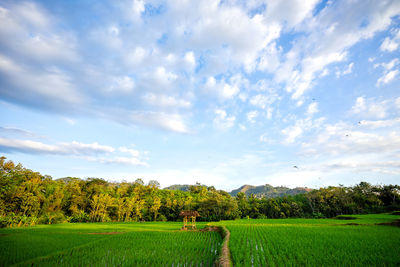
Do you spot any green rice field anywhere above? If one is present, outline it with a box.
[0,214,399,266]
[216,214,400,266]
[0,222,221,266]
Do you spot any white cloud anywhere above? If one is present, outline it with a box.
[0,3,77,63]
[281,125,303,144]
[380,29,400,52]
[376,69,399,87]
[352,97,388,119]
[265,0,320,28]
[281,117,325,144]
[257,42,281,73]
[335,62,353,78]
[303,127,400,157]
[213,109,235,129]
[142,93,191,108]
[0,137,149,166]
[118,147,140,157]
[306,102,318,116]
[126,111,189,133]
[273,0,400,99]
[374,58,399,70]
[183,51,196,70]
[359,118,400,129]
[246,111,258,123]
[249,93,278,109]
[125,47,148,66]
[154,66,178,87]
[109,76,135,93]
[0,138,114,155]
[204,75,242,100]
[0,54,84,109]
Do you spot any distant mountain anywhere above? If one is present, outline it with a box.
[163,184,192,191]
[164,183,312,199]
[229,184,312,198]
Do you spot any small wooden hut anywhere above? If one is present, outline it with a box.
[180,210,200,230]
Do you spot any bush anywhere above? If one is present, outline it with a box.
[156,214,167,222]
[39,212,67,224]
[68,210,90,223]
[0,215,38,228]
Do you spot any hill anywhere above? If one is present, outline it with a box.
[229,184,312,198]
[165,183,312,198]
[163,184,191,191]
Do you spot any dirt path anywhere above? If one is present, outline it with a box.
[216,226,232,267]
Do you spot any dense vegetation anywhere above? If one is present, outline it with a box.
[1,156,399,227]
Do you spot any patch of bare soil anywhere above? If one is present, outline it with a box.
[87,232,123,235]
[335,216,357,220]
[378,220,400,227]
[200,226,220,232]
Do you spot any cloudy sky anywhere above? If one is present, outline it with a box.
[1,0,399,190]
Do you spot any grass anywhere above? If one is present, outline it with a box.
[1,214,399,266]
[214,213,400,266]
[0,222,221,266]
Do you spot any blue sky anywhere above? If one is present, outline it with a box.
[0,0,399,190]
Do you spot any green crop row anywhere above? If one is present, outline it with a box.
[28,231,221,267]
[227,223,400,266]
[1,215,399,266]
[0,222,221,266]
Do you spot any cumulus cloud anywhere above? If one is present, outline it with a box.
[1,0,400,138]
[0,137,148,166]
[281,117,325,144]
[306,102,318,116]
[335,62,354,78]
[125,111,189,133]
[374,58,399,70]
[380,28,400,52]
[0,54,85,110]
[0,138,114,155]
[142,93,191,109]
[213,109,235,129]
[301,121,400,156]
[109,76,135,93]
[351,97,388,119]
[247,111,258,123]
[204,76,241,100]
[376,69,399,87]
[273,0,400,99]
[359,118,400,129]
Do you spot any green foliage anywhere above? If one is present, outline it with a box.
[1,156,400,228]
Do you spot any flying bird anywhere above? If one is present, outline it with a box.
[293,166,299,169]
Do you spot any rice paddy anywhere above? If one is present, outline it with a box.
[0,214,399,266]
[0,222,221,266]
[217,214,400,266]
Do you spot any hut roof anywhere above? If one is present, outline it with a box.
[179,210,200,217]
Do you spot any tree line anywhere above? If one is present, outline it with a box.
[0,157,399,227]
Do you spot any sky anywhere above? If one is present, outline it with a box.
[0,0,400,191]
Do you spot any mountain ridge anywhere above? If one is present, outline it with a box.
[164,183,312,198]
